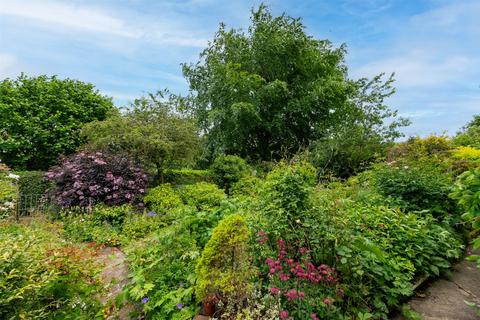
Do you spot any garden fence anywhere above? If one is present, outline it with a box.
[15,193,57,220]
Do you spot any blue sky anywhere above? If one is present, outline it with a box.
[0,0,478,137]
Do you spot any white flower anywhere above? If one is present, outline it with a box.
[7,173,19,180]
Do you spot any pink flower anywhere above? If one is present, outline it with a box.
[280,273,290,281]
[269,268,276,274]
[285,289,298,301]
[270,287,280,295]
[323,297,332,306]
[299,247,307,255]
[279,310,289,319]
[299,291,305,299]
[336,289,345,298]
[310,313,319,320]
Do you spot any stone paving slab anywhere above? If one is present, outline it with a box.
[394,250,480,320]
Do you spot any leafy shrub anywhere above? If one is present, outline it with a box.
[17,171,54,215]
[451,168,480,268]
[0,221,103,319]
[211,155,249,192]
[46,152,148,208]
[163,168,212,185]
[181,182,226,210]
[260,161,316,239]
[0,179,16,219]
[309,125,389,178]
[61,204,163,246]
[123,223,200,319]
[308,184,463,318]
[370,162,456,215]
[387,136,453,162]
[230,175,263,200]
[143,183,182,215]
[196,214,253,305]
[451,146,480,161]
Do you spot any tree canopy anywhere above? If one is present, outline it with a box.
[81,91,200,181]
[0,74,114,170]
[183,5,408,162]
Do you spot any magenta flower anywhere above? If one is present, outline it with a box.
[270,287,280,295]
[279,310,289,319]
[323,297,332,306]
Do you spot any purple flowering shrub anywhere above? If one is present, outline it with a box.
[45,152,148,208]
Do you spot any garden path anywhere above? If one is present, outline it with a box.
[394,249,480,320]
[98,246,135,320]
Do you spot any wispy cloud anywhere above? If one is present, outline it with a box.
[0,0,141,38]
[0,53,22,79]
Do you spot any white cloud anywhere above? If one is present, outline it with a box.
[0,0,142,38]
[0,0,211,47]
[350,1,480,88]
[351,53,472,87]
[0,53,22,79]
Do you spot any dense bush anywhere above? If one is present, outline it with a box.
[211,155,249,193]
[370,162,456,216]
[181,182,226,210]
[0,221,103,319]
[61,204,164,246]
[451,168,480,268]
[46,152,149,208]
[0,74,114,170]
[163,168,212,185]
[387,136,453,162]
[309,125,389,178]
[143,183,182,215]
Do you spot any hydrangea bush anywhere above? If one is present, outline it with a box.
[45,152,149,208]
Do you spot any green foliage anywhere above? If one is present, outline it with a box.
[124,223,200,320]
[0,178,16,219]
[181,182,226,210]
[261,161,316,237]
[370,162,456,216]
[454,114,480,148]
[0,74,114,170]
[61,204,164,246]
[183,5,407,161]
[388,136,453,163]
[17,171,53,215]
[211,155,249,192]
[308,124,390,178]
[0,221,103,319]
[143,183,182,215]
[451,168,480,268]
[163,168,212,185]
[82,91,200,180]
[196,214,253,303]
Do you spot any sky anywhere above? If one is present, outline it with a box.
[0,0,479,137]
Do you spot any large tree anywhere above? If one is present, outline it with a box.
[81,91,200,181]
[454,114,480,148]
[182,5,408,162]
[0,74,114,170]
